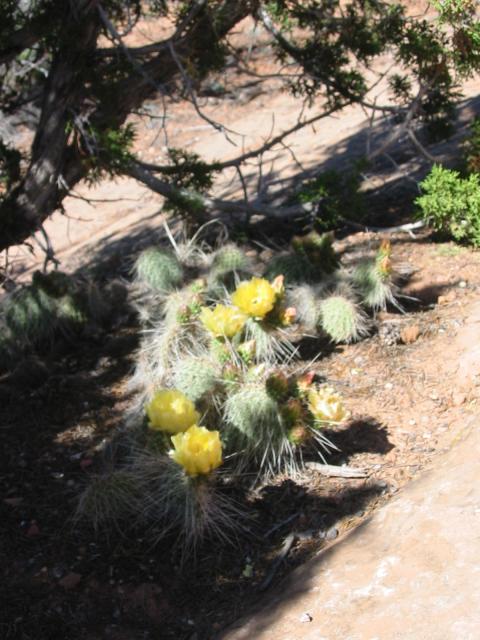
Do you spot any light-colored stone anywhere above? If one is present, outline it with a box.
[221,419,480,640]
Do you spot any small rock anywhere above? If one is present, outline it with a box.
[59,572,82,590]
[51,565,66,579]
[299,612,313,623]
[459,280,467,288]
[452,392,466,406]
[123,582,169,624]
[438,290,456,304]
[242,563,254,578]
[325,527,338,540]
[400,325,420,345]
[26,522,40,537]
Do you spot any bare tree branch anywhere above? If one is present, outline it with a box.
[0,0,255,253]
[127,162,314,221]
[137,104,346,176]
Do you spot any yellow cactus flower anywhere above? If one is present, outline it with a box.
[146,389,200,434]
[170,425,223,477]
[308,386,349,423]
[200,304,246,338]
[232,277,276,319]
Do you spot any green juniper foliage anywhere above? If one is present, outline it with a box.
[416,164,480,247]
[294,170,365,230]
[464,116,480,173]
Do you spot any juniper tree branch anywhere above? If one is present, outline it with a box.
[0,0,256,253]
[0,1,101,253]
[127,162,313,220]
[0,26,42,66]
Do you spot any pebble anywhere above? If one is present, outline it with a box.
[51,565,65,579]
[452,392,466,406]
[59,572,82,590]
[299,612,313,623]
[26,522,40,537]
[400,325,420,344]
[459,281,467,288]
[438,290,456,304]
[325,527,338,540]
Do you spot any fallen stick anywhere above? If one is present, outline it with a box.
[305,462,368,478]
[259,533,296,591]
[340,218,426,236]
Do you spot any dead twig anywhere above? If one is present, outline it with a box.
[305,462,369,478]
[259,533,296,591]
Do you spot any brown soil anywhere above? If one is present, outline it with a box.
[2,229,480,640]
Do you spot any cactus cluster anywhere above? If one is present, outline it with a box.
[0,271,128,369]
[79,233,404,560]
[133,246,184,292]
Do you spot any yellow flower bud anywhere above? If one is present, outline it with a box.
[169,425,223,477]
[237,339,257,362]
[200,304,246,338]
[231,277,276,319]
[146,389,200,434]
[281,306,297,326]
[308,386,349,423]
